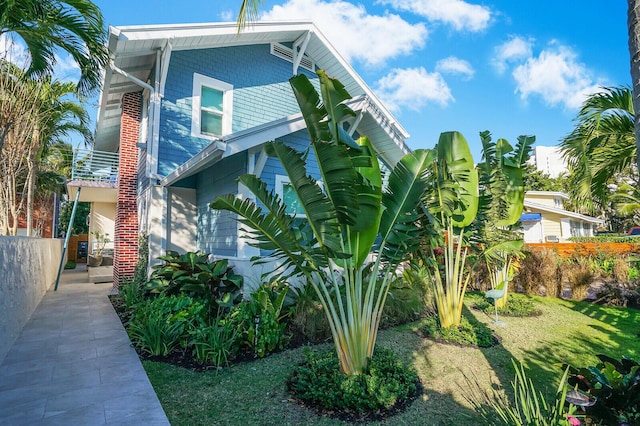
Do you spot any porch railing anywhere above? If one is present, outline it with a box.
[71,148,119,184]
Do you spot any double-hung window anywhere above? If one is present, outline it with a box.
[191,73,233,139]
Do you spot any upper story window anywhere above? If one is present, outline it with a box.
[553,196,563,209]
[191,73,233,139]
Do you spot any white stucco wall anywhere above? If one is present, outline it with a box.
[89,202,116,254]
[0,237,63,363]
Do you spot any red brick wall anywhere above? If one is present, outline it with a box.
[114,91,142,288]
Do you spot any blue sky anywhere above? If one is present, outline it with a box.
[31,0,637,160]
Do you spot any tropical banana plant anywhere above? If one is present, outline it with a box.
[423,131,479,329]
[476,131,533,307]
[210,70,432,374]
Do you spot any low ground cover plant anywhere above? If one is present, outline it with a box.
[287,347,420,421]
[419,313,498,348]
[472,292,541,317]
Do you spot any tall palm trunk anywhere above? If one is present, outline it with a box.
[628,0,640,175]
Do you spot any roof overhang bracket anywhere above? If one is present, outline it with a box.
[348,110,364,137]
[292,31,312,75]
[159,38,173,97]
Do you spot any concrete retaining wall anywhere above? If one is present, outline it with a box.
[0,237,63,363]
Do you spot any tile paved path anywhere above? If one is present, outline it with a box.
[0,265,169,425]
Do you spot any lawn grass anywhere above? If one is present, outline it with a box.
[143,294,640,425]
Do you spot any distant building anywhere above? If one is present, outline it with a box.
[520,191,604,243]
[530,146,567,178]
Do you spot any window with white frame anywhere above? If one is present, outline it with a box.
[275,175,305,217]
[553,196,563,209]
[191,73,233,139]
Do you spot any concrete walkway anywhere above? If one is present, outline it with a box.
[0,265,169,425]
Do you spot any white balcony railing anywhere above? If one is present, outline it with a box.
[71,148,119,184]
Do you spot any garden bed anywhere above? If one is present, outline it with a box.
[113,294,640,425]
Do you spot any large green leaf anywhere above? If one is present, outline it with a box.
[289,73,332,143]
[347,136,383,268]
[379,149,434,264]
[265,141,342,254]
[436,131,479,228]
[316,70,358,148]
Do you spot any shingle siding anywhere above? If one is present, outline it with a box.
[196,153,247,257]
[158,44,317,177]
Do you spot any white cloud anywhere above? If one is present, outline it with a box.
[493,36,533,73]
[378,0,492,32]
[375,67,453,112]
[0,34,30,68]
[261,0,427,66]
[52,52,80,83]
[435,56,474,80]
[220,10,234,21]
[512,44,600,109]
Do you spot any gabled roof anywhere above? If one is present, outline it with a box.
[523,200,605,224]
[96,21,410,164]
[524,191,570,200]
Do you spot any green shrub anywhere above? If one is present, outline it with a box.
[289,283,330,343]
[381,268,433,327]
[234,283,289,357]
[144,251,243,315]
[119,279,144,309]
[127,295,206,356]
[566,354,640,425]
[64,260,76,269]
[474,293,541,317]
[288,347,419,417]
[190,316,239,368]
[419,314,498,348]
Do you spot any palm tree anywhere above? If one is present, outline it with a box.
[559,86,636,214]
[628,0,640,174]
[0,0,109,95]
[24,77,91,235]
[236,0,263,30]
[211,71,432,374]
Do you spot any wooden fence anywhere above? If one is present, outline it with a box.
[526,242,640,258]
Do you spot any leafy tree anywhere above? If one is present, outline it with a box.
[24,77,91,235]
[0,61,41,234]
[475,131,533,307]
[559,86,636,215]
[211,71,432,374]
[58,200,89,237]
[0,0,109,95]
[522,163,566,192]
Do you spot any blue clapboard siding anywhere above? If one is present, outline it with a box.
[158,44,317,177]
[196,153,247,257]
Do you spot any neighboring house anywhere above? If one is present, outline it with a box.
[15,193,60,238]
[520,191,605,243]
[65,21,410,288]
[529,145,567,178]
